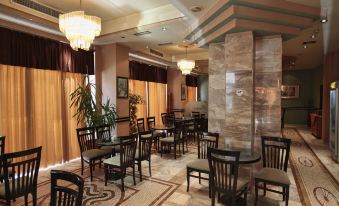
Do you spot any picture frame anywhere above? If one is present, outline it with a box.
[281,85,300,99]
[117,77,128,99]
[181,84,187,100]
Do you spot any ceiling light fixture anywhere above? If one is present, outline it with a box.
[320,8,328,23]
[59,0,101,51]
[177,45,195,75]
[162,27,167,31]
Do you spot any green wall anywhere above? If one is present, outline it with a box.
[282,67,323,124]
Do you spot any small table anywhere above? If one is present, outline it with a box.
[220,148,261,164]
[154,124,174,131]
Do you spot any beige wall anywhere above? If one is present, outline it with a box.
[95,43,130,136]
[167,68,186,109]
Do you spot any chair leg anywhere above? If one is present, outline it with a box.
[139,161,143,182]
[208,174,211,198]
[182,141,185,154]
[104,164,108,186]
[255,180,259,206]
[132,165,136,185]
[264,182,267,196]
[24,194,28,206]
[283,186,286,201]
[186,168,190,192]
[81,158,84,175]
[211,188,215,206]
[285,185,289,206]
[32,191,37,206]
[199,172,201,184]
[148,159,152,177]
[160,143,163,157]
[90,161,93,181]
[121,172,125,193]
[174,144,177,159]
[5,198,10,206]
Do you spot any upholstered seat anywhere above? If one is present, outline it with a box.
[255,168,291,185]
[103,155,121,167]
[187,159,209,172]
[82,149,109,161]
[153,130,165,137]
[160,136,174,143]
[202,135,217,142]
[140,133,153,138]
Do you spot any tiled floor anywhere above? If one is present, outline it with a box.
[11,126,339,206]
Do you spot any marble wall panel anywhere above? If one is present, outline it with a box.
[254,36,282,152]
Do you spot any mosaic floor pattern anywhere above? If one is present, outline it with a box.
[283,127,339,206]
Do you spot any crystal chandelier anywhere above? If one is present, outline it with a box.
[59,0,101,51]
[177,46,195,75]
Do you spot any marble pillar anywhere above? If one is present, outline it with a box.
[254,36,282,149]
[208,32,282,150]
[208,43,226,148]
[224,31,254,150]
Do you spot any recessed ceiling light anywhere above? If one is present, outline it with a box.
[190,5,203,13]
[29,18,33,21]
[146,45,149,49]
[311,34,316,39]
[321,18,328,23]
[121,36,125,39]
[162,27,167,31]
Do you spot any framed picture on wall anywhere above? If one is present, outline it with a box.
[181,84,187,100]
[117,77,128,99]
[281,85,300,99]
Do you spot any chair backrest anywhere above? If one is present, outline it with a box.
[0,136,5,155]
[208,147,240,205]
[161,113,167,125]
[137,118,145,133]
[96,124,111,142]
[198,132,219,159]
[1,146,42,199]
[146,116,156,130]
[76,127,96,153]
[192,111,200,118]
[138,131,153,160]
[119,134,137,167]
[261,136,291,171]
[50,170,84,206]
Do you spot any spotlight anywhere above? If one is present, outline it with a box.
[162,27,167,31]
[321,17,328,23]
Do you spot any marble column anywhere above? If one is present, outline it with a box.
[208,43,226,148]
[254,36,282,149]
[224,31,254,150]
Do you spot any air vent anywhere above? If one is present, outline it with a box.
[158,42,173,46]
[150,49,163,57]
[190,5,203,13]
[134,31,152,36]
[12,0,62,18]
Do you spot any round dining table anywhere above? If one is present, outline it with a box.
[219,148,261,164]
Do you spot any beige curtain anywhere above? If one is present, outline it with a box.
[187,86,197,102]
[148,82,166,125]
[129,80,147,119]
[0,64,84,167]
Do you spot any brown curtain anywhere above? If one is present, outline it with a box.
[0,27,94,74]
[129,80,147,119]
[148,82,167,125]
[129,60,167,84]
[187,86,197,102]
[0,64,84,167]
[186,75,198,87]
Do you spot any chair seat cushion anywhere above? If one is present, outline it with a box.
[160,137,174,143]
[202,135,216,141]
[187,159,209,172]
[103,155,121,166]
[255,168,291,185]
[153,131,166,137]
[140,133,153,138]
[82,149,108,161]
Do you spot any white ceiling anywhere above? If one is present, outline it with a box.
[35,0,170,21]
[1,0,338,69]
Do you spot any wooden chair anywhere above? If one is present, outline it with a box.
[161,113,167,125]
[160,122,183,159]
[147,116,166,150]
[96,125,118,154]
[208,148,248,206]
[181,120,191,154]
[186,132,219,194]
[192,111,200,118]
[50,170,84,206]
[0,136,14,182]
[76,127,111,181]
[136,118,146,133]
[135,131,153,181]
[103,134,138,192]
[0,146,42,206]
[255,136,291,206]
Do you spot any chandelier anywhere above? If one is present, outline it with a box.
[59,0,101,51]
[177,45,195,75]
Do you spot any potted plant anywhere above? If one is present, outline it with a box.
[70,78,118,129]
[129,92,143,134]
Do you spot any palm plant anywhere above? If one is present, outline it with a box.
[70,78,118,128]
